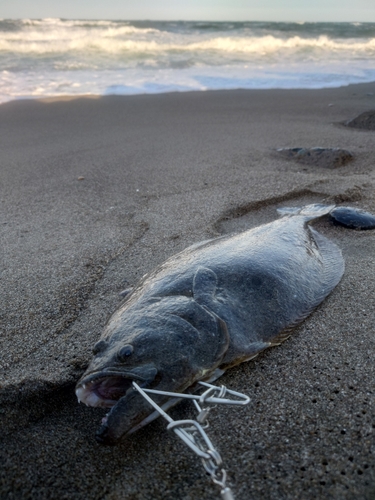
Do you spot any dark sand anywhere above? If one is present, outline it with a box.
[1,82,375,499]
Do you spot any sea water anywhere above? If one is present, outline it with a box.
[1,19,375,102]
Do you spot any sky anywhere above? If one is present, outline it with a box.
[1,0,375,23]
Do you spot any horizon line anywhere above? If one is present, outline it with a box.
[1,17,374,24]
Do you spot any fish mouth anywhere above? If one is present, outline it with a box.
[76,369,155,408]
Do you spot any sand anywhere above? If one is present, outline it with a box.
[1,82,375,499]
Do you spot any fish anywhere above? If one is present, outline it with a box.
[76,203,347,445]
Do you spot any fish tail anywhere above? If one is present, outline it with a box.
[277,203,335,220]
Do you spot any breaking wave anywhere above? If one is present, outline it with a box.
[1,19,375,102]
[1,27,374,58]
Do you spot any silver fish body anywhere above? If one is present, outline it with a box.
[76,204,344,445]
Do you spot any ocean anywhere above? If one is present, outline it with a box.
[1,18,375,103]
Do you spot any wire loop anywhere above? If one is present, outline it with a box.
[132,380,250,499]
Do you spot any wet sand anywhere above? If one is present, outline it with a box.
[1,82,375,499]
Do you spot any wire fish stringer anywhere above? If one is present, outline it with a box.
[132,381,250,499]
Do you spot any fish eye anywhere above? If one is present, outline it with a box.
[92,340,108,355]
[117,344,134,362]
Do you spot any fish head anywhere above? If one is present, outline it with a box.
[76,295,229,445]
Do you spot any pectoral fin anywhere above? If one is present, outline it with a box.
[193,266,218,304]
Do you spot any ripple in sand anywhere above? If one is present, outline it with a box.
[345,109,375,131]
[276,147,354,169]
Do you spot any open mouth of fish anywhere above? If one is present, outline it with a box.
[75,370,147,408]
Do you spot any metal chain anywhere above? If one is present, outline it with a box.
[132,381,250,499]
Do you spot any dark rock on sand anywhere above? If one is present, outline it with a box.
[345,109,375,130]
[330,206,375,230]
[276,147,353,168]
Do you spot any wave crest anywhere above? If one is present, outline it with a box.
[1,33,374,57]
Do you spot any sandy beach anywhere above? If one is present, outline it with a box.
[1,82,375,499]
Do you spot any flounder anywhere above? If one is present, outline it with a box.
[76,204,346,445]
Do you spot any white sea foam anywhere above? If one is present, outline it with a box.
[1,29,374,57]
[0,19,374,102]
